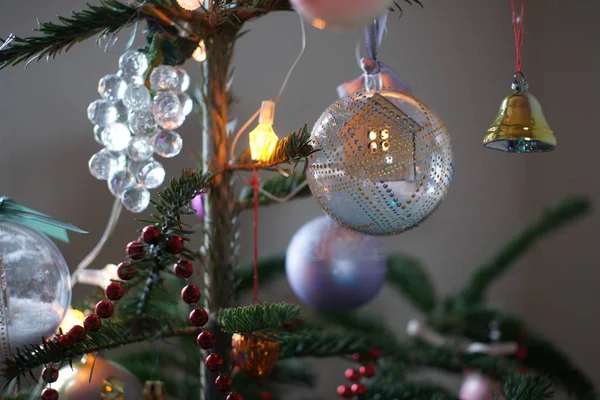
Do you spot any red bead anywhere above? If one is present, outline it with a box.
[117,261,136,281]
[166,235,185,254]
[41,388,59,400]
[365,347,381,360]
[106,282,125,300]
[83,314,102,332]
[126,241,146,260]
[260,392,274,400]
[351,383,367,396]
[516,347,528,360]
[197,331,217,350]
[345,368,360,381]
[95,300,114,319]
[337,385,352,397]
[181,285,201,304]
[359,364,375,378]
[42,366,59,383]
[205,353,224,371]
[189,308,209,327]
[68,325,86,342]
[351,353,361,362]
[227,393,243,400]
[215,374,233,392]
[57,334,73,349]
[174,259,194,279]
[142,225,162,244]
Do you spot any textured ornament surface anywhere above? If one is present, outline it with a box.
[306,89,453,235]
[285,215,387,311]
[0,221,71,361]
[231,333,280,378]
[53,355,143,400]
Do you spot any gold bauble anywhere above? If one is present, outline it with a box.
[53,354,143,400]
[231,333,280,378]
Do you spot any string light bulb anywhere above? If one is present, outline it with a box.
[176,0,203,11]
[59,307,86,332]
[249,100,279,162]
[193,40,207,62]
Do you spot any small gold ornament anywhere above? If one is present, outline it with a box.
[101,377,125,400]
[143,381,166,400]
[231,333,280,378]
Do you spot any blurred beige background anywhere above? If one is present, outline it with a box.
[0,0,599,398]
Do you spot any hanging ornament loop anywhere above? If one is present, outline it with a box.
[511,0,526,74]
[511,72,529,92]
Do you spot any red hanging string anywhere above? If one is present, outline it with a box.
[251,168,260,303]
[511,0,526,73]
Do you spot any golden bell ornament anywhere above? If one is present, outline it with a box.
[484,77,556,153]
[231,333,280,378]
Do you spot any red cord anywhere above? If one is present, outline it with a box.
[511,0,526,73]
[252,168,260,303]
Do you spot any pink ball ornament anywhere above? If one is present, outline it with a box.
[191,193,205,221]
[290,0,392,31]
[459,372,504,400]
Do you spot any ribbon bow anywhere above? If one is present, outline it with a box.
[337,12,410,98]
[0,197,87,243]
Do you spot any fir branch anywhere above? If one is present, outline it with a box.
[457,196,591,305]
[237,170,311,210]
[501,374,554,400]
[231,125,314,170]
[367,380,457,400]
[314,311,396,339]
[0,0,141,69]
[1,320,197,384]
[218,302,304,335]
[234,254,286,295]
[388,254,437,313]
[232,359,316,396]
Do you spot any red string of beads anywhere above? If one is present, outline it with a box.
[337,348,380,399]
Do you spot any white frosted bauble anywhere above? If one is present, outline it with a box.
[122,184,151,213]
[306,88,453,236]
[290,0,392,30]
[0,221,71,361]
[153,130,183,158]
[459,372,503,400]
[101,123,131,152]
[98,74,127,102]
[87,99,118,126]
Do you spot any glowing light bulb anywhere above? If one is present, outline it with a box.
[76,264,119,288]
[59,307,86,332]
[176,0,203,10]
[249,100,279,162]
[193,40,207,62]
[312,18,327,30]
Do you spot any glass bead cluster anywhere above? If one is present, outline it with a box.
[87,50,193,213]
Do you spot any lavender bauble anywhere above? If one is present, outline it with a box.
[191,193,205,221]
[290,0,392,31]
[286,215,387,311]
[459,372,503,400]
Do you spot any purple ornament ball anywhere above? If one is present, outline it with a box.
[285,215,387,311]
[459,372,503,400]
[191,193,205,221]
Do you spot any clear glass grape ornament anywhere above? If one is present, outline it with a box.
[89,148,121,180]
[101,123,131,152]
[127,136,154,161]
[123,84,151,110]
[0,222,71,361]
[108,170,136,197]
[128,110,157,136]
[87,100,118,126]
[153,130,183,158]
[98,74,127,103]
[122,185,151,213]
[118,51,149,79]
[306,76,453,236]
[137,159,165,189]
[150,66,180,91]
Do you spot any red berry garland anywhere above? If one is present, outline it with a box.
[337,385,353,398]
[344,368,360,381]
[40,225,243,400]
[336,348,381,398]
[351,383,366,396]
[260,392,275,400]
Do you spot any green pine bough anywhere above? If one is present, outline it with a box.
[0,0,595,399]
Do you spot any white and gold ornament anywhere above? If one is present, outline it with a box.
[290,0,392,31]
[306,14,453,236]
[87,50,193,213]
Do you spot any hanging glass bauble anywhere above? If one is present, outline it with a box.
[0,221,71,361]
[306,76,453,236]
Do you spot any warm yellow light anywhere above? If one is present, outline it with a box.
[176,0,203,11]
[59,307,85,332]
[193,40,207,62]
[250,124,279,162]
[249,100,279,162]
[77,264,119,288]
[312,18,327,30]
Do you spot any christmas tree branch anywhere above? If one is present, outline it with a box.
[218,302,304,336]
[387,254,437,313]
[1,320,197,385]
[367,380,457,400]
[237,170,311,210]
[230,125,314,171]
[0,0,142,69]
[456,196,591,306]
[501,374,554,400]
